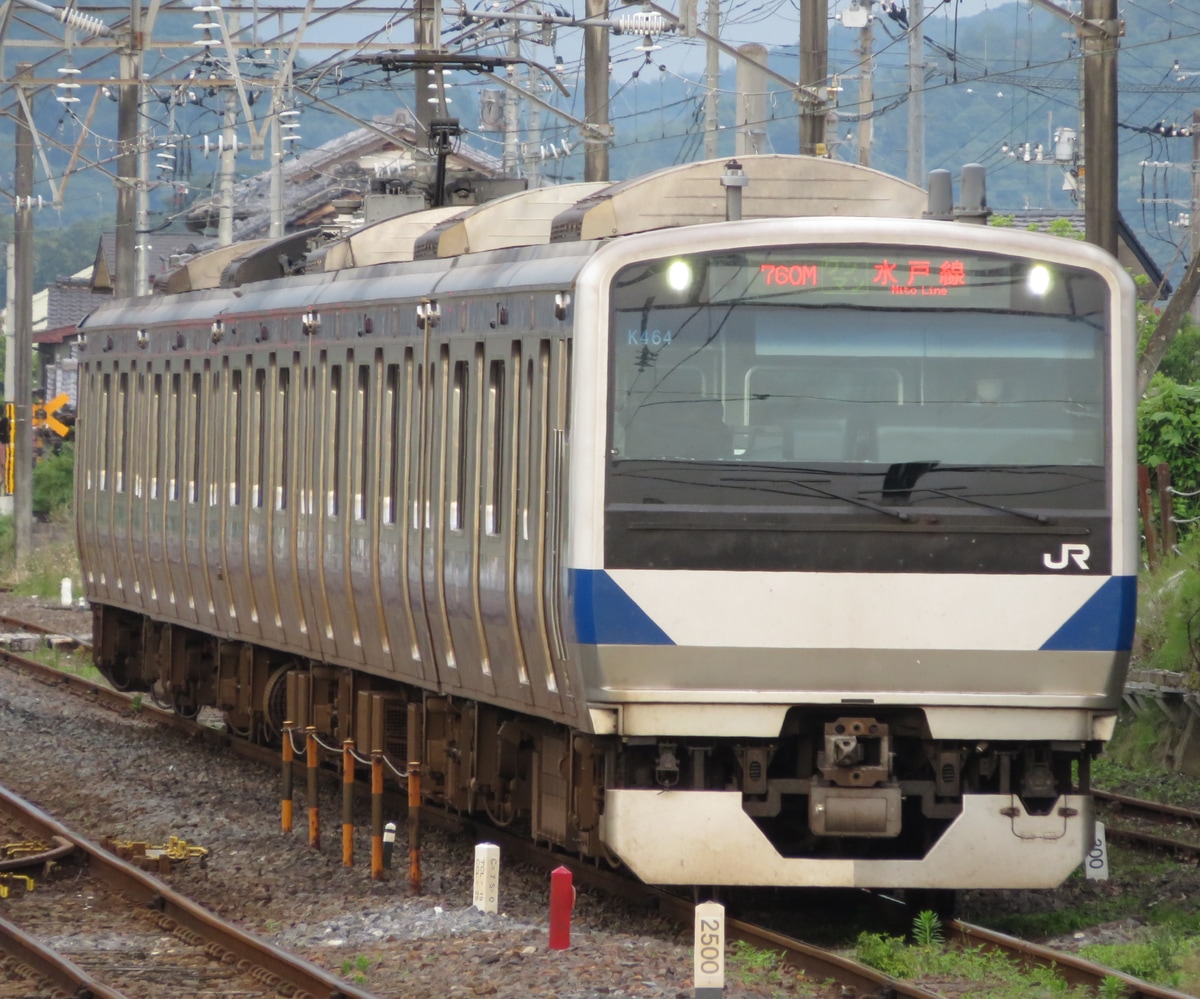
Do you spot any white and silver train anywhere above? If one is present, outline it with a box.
[77,156,1137,890]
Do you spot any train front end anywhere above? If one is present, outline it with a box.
[568,217,1137,889]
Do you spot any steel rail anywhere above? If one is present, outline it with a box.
[0,783,385,999]
[0,912,129,999]
[1095,788,1200,824]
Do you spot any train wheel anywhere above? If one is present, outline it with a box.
[171,688,200,720]
[97,656,135,692]
[149,680,172,710]
[261,664,291,744]
[484,794,516,827]
[222,711,254,740]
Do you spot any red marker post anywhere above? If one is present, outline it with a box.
[548,866,574,950]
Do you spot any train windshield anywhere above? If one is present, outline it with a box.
[605,245,1113,572]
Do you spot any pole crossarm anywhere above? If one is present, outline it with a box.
[1025,0,1123,38]
[350,50,570,97]
[644,0,822,105]
[12,84,60,203]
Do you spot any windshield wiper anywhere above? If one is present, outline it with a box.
[722,474,914,521]
[874,461,1051,524]
[909,487,1052,524]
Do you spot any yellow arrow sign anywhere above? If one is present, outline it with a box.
[32,393,70,438]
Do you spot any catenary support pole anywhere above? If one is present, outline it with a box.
[906,0,924,184]
[704,0,719,158]
[1081,0,1119,255]
[798,0,827,155]
[13,64,34,579]
[583,0,609,181]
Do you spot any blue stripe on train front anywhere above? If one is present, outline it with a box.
[570,569,675,646]
[1039,575,1137,652]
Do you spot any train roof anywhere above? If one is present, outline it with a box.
[149,156,929,298]
[549,155,928,241]
[411,182,610,260]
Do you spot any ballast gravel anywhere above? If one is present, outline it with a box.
[0,593,825,999]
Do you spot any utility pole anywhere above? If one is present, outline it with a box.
[13,65,33,577]
[504,28,521,176]
[906,0,924,185]
[136,130,149,295]
[704,0,719,158]
[799,0,828,155]
[1081,0,1119,256]
[858,5,873,167]
[1025,0,1121,253]
[219,89,237,246]
[583,0,610,181]
[115,2,141,299]
[269,94,285,239]
[527,64,542,187]
[735,44,767,156]
[415,0,439,143]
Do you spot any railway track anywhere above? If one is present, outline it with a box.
[0,609,91,650]
[0,781,383,999]
[0,628,1196,998]
[1096,788,1200,858]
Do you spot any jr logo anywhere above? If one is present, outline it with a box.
[1043,544,1091,570]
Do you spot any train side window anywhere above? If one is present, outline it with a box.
[448,359,467,531]
[190,371,202,504]
[209,368,223,506]
[484,358,504,535]
[354,362,370,521]
[134,371,146,497]
[230,368,243,506]
[382,362,400,525]
[409,361,424,530]
[116,371,129,493]
[328,364,342,518]
[518,356,533,542]
[169,372,182,501]
[253,368,266,508]
[276,366,290,511]
[151,373,163,500]
[98,372,111,490]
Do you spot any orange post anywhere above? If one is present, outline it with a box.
[306,726,319,850]
[342,739,355,868]
[281,721,294,834]
[370,752,384,881]
[408,761,422,895]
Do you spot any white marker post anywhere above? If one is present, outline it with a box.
[473,842,500,913]
[694,901,725,998]
[1085,822,1109,881]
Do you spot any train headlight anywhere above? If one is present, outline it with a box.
[666,259,693,293]
[1027,264,1052,296]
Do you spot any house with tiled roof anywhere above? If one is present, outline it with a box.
[1006,209,1171,302]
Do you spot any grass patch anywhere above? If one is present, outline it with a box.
[855,912,1095,997]
[725,940,791,989]
[340,955,372,985]
[24,643,101,683]
[1093,747,1200,806]
[1133,535,1200,678]
[0,511,82,599]
[1078,923,1200,991]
